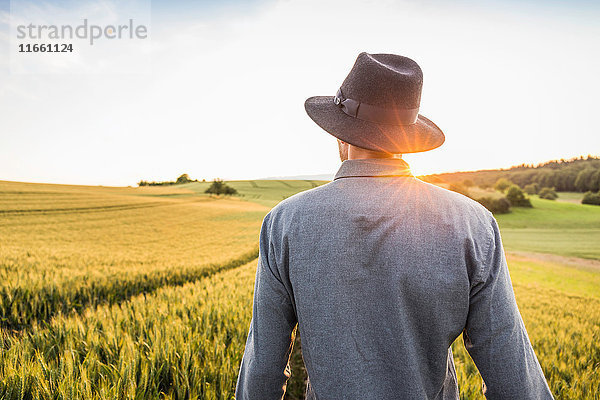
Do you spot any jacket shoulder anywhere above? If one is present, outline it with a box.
[414,179,496,232]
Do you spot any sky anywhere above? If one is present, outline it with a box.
[0,0,599,186]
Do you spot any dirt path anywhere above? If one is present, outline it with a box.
[506,250,600,272]
[555,198,581,204]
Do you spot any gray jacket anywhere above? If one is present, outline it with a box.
[236,158,553,400]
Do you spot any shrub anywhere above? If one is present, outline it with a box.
[494,178,513,193]
[523,183,539,195]
[462,179,475,188]
[205,179,238,196]
[449,183,470,197]
[176,174,193,184]
[582,191,600,206]
[538,187,558,200]
[476,196,511,214]
[506,185,533,207]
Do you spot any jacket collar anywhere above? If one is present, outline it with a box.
[334,158,413,180]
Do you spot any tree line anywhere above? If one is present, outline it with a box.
[138,174,199,187]
[424,155,600,193]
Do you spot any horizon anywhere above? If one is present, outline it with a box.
[3,153,597,187]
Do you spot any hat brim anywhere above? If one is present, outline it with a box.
[304,96,445,153]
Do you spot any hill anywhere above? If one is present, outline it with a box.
[181,179,328,207]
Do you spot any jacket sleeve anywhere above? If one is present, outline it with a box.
[236,212,298,400]
[463,216,554,399]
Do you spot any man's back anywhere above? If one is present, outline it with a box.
[236,158,553,399]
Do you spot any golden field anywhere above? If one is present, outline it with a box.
[1,179,599,399]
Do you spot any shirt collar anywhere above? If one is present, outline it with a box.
[334,158,413,180]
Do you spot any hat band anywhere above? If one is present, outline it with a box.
[333,88,419,126]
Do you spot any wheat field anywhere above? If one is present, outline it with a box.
[1,179,599,399]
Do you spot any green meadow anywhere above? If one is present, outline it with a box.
[0,179,599,399]
[553,191,585,204]
[496,196,600,260]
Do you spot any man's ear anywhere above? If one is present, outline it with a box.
[337,139,349,162]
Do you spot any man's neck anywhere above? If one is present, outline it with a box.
[347,145,400,160]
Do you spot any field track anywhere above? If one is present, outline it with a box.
[0,181,267,331]
[0,201,165,215]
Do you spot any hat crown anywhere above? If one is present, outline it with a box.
[340,52,423,110]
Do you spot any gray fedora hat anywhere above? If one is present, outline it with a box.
[304,52,444,153]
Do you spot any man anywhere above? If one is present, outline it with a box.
[236,52,553,399]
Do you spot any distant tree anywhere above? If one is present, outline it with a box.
[506,185,532,207]
[462,179,475,187]
[538,187,558,200]
[591,170,600,192]
[575,168,594,192]
[449,183,470,197]
[537,170,555,189]
[476,196,511,214]
[575,168,600,192]
[494,178,513,193]
[176,174,192,185]
[559,169,578,191]
[582,191,600,206]
[523,183,539,195]
[205,179,238,196]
